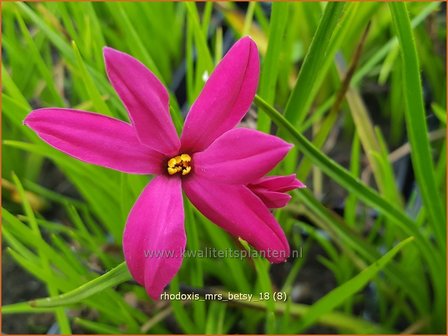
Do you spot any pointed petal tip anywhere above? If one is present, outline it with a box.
[103,45,179,154]
[239,36,259,62]
[103,47,124,66]
[267,247,290,264]
[23,110,35,124]
[103,46,119,57]
[23,109,47,128]
[238,35,257,49]
[123,176,185,302]
[148,289,162,301]
[180,36,260,152]
[287,174,306,189]
[103,47,131,68]
[273,138,294,155]
[293,177,307,189]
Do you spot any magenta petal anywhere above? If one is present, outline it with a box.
[104,47,180,155]
[249,174,305,208]
[250,174,306,192]
[123,176,185,300]
[184,177,290,263]
[194,128,292,185]
[181,37,260,152]
[251,189,292,209]
[24,108,164,174]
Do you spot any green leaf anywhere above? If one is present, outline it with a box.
[185,2,214,99]
[283,2,346,127]
[74,318,123,334]
[72,41,112,116]
[217,290,389,333]
[389,4,446,329]
[294,190,428,314]
[295,236,414,332]
[15,10,64,106]
[353,2,440,84]
[431,103,447,125]
[257,2,290,132]
[11,174,72,333]
[106,2,164,83]
[30,262,131,308]
[242,2,256,36]
[389,2,446,243]
[239,239,276,333]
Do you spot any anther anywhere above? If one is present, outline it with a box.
[167,154,192,176]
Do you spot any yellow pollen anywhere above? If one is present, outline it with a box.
[167,154,192,176]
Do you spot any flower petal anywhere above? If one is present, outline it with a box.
[194,128,292,184]
[104,47,180,155]
[251,189,292,209]
[24,108,164,174]
[123,176,185,300]
[248,174,305,208]
[249,174,306,192]
[181,37,260,152]
[184,177,289,263]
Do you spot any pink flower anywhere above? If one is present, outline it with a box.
[24,37,304,299]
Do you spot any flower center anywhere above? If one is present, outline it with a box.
[167,154,192,176]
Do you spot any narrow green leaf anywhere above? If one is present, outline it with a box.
[283,2,346,126]
[239,239,275,333]
[30,262,131,308]
[242,2,256,36]
[257,2,290,132]
[295,190,428,313]
[184,198,206,331]
[72,41,112,116]
[2,302,57,314]
[169,275,197,333]
[11,174,72,333]
[15,10,64,106]
[75,318,123,334]
[185,2,214,99]
[217,290,389,333]
[431,103,447,125]
[354,2,440,84]
[107,2,164,82]
[296,237,414,332]
[389,2,446,244]
[389,4,446,329]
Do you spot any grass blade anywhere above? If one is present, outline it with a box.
[30,262,131,308]
[389,2,446,245]
[295,237,414,332]
[257,2,290,132]
[283,2,346,127]
[389,3,446,329]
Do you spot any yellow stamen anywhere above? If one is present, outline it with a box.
[167,153,192,176]
[180,154,191,162]
[182,166,192,176]
[167,158,177,167]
